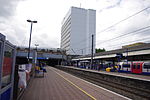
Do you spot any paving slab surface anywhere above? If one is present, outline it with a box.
[21,67,131,100]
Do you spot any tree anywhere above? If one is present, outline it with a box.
[96,48,106,53]
[41,49,45,52]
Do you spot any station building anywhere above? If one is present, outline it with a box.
[61,7,96,55]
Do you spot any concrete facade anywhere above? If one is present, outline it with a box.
[61,7,96,55]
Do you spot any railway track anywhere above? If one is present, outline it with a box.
[56,66,150,100]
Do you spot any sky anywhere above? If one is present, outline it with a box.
[0,0,150,51]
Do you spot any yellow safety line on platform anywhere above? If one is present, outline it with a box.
[51,68,97,100]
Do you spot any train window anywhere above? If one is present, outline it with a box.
[1,45,13,88]
[133,64,136,69]
[122,64,130,68]
[137,64,140,69]
[143,63,150,69]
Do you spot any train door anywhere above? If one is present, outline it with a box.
[132,62,143,74]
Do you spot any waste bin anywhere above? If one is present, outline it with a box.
[106,67,111,72]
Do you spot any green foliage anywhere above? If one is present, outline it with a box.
[96,48,106,53]
[41,49,45,52]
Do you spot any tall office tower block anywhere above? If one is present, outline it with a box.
[61,7,96,55]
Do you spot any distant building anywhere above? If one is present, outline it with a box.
[122,42,146,49]
[17,46,65,55]
[61,6,96,55]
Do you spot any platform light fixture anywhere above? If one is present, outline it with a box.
[27,19,37,63]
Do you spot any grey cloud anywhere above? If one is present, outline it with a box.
[105,0,122,9]
[97,10,150,50]
[0,0,27,46]
[31,34,60,48]
[0,0,21,17]
[137,29,150,37]
[40,33,48,39]
[98,0,122,12]
[0,17,27,46]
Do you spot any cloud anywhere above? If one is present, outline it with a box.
[0,0,20,17]
[96,0,150,50]
[31,33,60,48]
[0,0,150,51]
[0,17,27,45]
[97,0,122,13]
[0,0,27,46]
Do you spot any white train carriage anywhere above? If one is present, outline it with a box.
[120,61,150,74]
[142,62,150,74]
[120,62,132,72]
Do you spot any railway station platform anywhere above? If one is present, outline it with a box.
[54,66,150,100]
[20,66,130,100]
[66,66,150,81]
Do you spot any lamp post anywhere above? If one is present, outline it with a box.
[27,19,37,63]
[35,44,39,51]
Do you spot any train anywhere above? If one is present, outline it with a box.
[76,60,150,75]
[119,61,150,75]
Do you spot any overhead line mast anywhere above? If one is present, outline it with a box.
[91,34,94,69]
